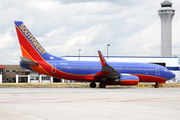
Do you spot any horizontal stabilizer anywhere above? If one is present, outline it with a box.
[20,57,39,66]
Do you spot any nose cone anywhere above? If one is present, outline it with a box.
[168,71,175,80]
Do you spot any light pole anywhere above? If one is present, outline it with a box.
[78,49,81,61]
[107,44,110,60]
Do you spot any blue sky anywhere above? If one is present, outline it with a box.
[0,0,180,64]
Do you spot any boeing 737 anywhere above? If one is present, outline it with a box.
[14,21,175,88]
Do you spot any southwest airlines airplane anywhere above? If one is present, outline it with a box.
[14,21,175,88]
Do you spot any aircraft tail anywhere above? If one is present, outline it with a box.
[14,21,63,61]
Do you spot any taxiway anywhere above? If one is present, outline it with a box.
[0,88,180,120]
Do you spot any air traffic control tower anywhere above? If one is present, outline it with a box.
[158,0,175,57]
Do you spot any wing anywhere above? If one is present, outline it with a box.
[95,51,120,79]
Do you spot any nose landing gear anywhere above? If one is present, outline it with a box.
[155,82,159,88]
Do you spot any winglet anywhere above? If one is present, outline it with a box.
[98,51,109,67]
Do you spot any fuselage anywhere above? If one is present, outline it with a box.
[21,60,175,83]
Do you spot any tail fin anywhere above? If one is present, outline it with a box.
[14,21,63,61]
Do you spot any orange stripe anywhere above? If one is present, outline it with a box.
[20,45,51,76]
[15,25,44,61]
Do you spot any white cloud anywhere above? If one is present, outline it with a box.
[0,30,15,49]
[118,22,161,56]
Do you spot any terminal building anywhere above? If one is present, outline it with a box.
[0,65,60,83]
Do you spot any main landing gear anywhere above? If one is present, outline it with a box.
[155,82,159,88]
[99,82,106,88]
[90,82,96,88]
[89,82,106,88]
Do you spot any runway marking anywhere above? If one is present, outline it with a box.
[0,98,166,104]
[55,98,112,103]
[115,98,165,102]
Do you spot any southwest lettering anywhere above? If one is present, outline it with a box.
[19,24,24,29]
[35,44,40,48]
[28,34,33,38]
[29,36,34,41]
[33,41,38,46]
[42,51,46,55]
[25,32,30,36]
[19,24,46,55]
[38,47,43,52]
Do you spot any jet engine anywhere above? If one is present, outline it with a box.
[114,75,139,85]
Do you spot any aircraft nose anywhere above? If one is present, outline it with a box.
[169,71,175,80]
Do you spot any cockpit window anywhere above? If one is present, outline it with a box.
[164,68,168,71]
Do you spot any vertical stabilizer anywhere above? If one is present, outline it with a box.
[14,21,63,61]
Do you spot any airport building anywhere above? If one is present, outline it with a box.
[0,65,61,83]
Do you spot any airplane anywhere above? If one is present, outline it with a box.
[14,21,175,88]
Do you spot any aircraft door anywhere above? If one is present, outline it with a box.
[51,63,56,73]
[155,66,160,75]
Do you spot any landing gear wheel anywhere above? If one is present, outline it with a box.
[99,83,106,88]
[155,82,159,88]
[90,82,96,88]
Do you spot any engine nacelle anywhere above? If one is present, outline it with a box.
[114,75,139,85]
